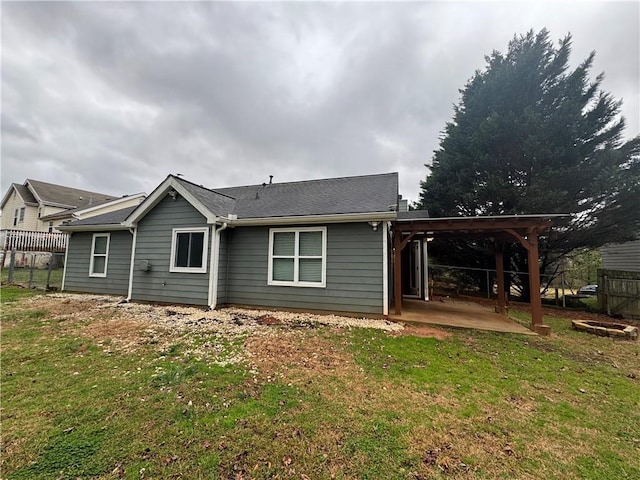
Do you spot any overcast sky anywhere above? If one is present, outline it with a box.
[2,1,638,204]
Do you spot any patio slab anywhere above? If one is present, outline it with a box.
[389,298,536,335]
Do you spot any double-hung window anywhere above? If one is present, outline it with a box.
[170,227,209,273]
[19,207,25,222]
[268,227,326,287]
[89,233,110,277]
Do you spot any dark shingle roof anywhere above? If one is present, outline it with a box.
[175,178,237,215]
[62,172,399,229]
[64,206,137,227]
[397,210,430,220]
[213,172,399,218]
[27,179,115,208]
[13,183,38,205]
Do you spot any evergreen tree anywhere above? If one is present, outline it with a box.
[419,29,640,299]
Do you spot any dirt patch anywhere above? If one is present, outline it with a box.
[391,324,452,340]
[245,331,351,380]
[10,293,407,362]
[82,318,155,353]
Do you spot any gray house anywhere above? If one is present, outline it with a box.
[60,173,399,315]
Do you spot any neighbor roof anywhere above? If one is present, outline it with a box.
[58,206,138,230]
[211,172,399,219]
[40,193,146,221]
[26,179,115,209]
[8,183,38,206]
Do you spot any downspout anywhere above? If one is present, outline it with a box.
[61,232,71,291]
[208,222,228,309]
[126,227,137,301]
[382,220,389,316]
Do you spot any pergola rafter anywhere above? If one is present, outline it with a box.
[391,214,567,335]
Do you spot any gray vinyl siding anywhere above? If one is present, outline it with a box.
[217,229,229,304]
[63,230,132,295]
[131,195,211,305]
[601,240,640,272]
[225,223,384,314]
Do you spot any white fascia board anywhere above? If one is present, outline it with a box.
[73,192,146,217]
[57,224,130,232]
[231,211,397,226]
[124,177,216,227]
[40,201,77,209]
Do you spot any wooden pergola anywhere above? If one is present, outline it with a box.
[391,214,567,335]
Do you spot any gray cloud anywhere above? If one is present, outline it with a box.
[2,1,638,203]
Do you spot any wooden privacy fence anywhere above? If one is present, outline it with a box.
[598,269,640,317]
[0,229,69,253]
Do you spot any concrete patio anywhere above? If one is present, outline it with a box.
[389,298,536,335]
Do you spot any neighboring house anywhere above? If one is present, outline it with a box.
[39,193,147,228]
[601,240,640,272]
[0,179,120,232]
[1,179,145,266]
[59,173,399,315]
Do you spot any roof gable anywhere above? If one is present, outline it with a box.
[1,183,39,209]
[124,175,235,226]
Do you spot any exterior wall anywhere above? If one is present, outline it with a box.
[131,195,211,305]
[1,190,39,230]
[217,229,229,305]
[601,240,640,272]
[38,206,67,232]
[63,230,133,295]
[224,222,384,314]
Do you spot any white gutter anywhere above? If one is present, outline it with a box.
[382,220,389,316]
[231,211,397,226]
[57,224,130,232]
[126,227,137,301]
[61,233,71,291]
[208,221,228,309]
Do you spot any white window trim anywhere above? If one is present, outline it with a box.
[89,233,110,278]
[169,227,209,274]
[268,226,327,288]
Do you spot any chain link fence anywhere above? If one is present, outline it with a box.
[1,251,65,291]
[428,263,598,309]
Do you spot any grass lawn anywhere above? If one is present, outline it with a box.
[2,287,639,479]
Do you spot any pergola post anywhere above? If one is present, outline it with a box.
[526,230,548,334]
[494,241,507,315]
[393,230,402,315]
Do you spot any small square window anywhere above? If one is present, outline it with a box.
[170,228,209,273]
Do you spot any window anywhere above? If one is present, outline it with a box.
[169,227,209,273]
[48,222,54,233]
[13,209,18,226]
[268,227,326,287]
[38,208,42,218]
[89,233,110,277]
[19,207,25,222]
